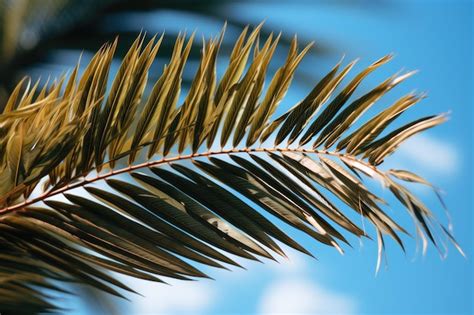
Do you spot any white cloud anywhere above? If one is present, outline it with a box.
[389,134,459,174]
[124,277,216,315]
[116,248,356,315]
[258,278,356,315]
[258,249,356,315]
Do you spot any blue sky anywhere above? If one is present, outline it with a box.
[51,1,472,314]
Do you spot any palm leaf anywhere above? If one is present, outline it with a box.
[0,24,460,312]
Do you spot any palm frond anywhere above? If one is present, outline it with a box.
[0,24,461,312]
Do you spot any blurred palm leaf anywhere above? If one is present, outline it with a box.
[0,24,461,313]
[0,0,336,107]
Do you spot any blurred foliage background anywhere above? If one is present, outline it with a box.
[0,0,366,108]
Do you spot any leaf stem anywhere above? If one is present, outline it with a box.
[0,147,382,216]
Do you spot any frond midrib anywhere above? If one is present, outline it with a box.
[0,147,381,215]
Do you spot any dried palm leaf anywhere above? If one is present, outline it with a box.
[0,24,461,313]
